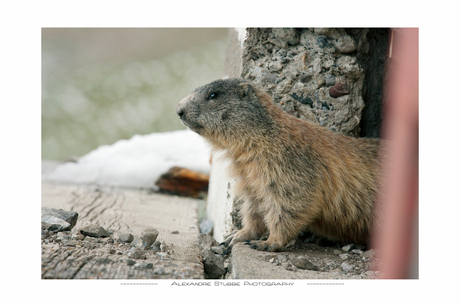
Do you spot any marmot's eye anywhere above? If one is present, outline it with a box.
[208,92,218,100]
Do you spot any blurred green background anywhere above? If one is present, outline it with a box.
[42,28,229,161]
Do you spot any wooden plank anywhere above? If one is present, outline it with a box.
[41,182,204,279]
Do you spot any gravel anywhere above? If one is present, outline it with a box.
[41,210,200,279]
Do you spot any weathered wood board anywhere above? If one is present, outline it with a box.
[41,182,205,279]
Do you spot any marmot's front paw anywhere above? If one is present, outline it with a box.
[247,240,282,252]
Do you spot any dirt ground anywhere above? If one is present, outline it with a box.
[226,236,380,279]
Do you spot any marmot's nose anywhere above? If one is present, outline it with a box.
[176,95,190,118]
[176,105,184,118]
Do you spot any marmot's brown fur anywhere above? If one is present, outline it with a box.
[176,78,384,252]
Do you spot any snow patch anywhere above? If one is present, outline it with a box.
[44,130,211,189]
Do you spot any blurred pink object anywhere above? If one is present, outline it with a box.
[372,28,419,279]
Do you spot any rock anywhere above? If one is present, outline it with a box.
[197,233,224,277]
[134,262,154,269]
[341,262,355,272]
[94,258,111,265]
[329,82,350,98]
[199,219,213,235]
[202,249,226,278]
[362,249,376,259]
[102,237,114,244]
[326,74,336,86]
[339,254,349,260]
[171,230,179,234]
[211,246,224,255]
[334,35,357,53]
[132,229,159,249]
[268,62,283,72]
[272,28,299,45]
[128,249,147,260]
[57,232,71,240]
[155,166,209,198]
[352,249,363,255]
[142,228,159,242]
[64,240,77,247]
[281,262,291,270]
[342,244,353,252]
[156,252,169,260]
[131,237,150,250]
[41,207,79,231]
[126,259,136,266]
[197,233,219,253]
[115,232,134,243]
[79,225,110,238]
[290,256,319,271]
[151,241,161,252]
[42,215,70,233]
[153,267,165,275]
[277,255,288,263]
[71,233,85,241]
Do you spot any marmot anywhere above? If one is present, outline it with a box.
[176,78,384,252]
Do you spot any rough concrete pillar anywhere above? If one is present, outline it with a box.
[207,28,388,242]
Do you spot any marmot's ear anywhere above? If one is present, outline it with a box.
[238,83,253,100]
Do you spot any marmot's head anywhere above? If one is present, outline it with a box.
[176,78,273,138]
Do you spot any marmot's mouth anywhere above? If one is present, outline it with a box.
[180,118,203,133]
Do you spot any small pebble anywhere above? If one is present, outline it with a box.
[326,74,336,86]
[103,237,114,244]
[342,244,353,252]
[290,256,319,271]
[79,225,110,238]
[211,246,224,255]
[156,252,169,260]
[362,249,376,259]
[341,262,355,272]
[153,267,165,275]
[134,262,154,269]
[128,249,147,260]
[117,233,134,243]
[126,259,136,266]
[64,240,77,247]
[339,254,349,260]
[171,230,179,234]
[277,255,288,263]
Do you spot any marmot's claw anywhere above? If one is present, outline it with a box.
[223,231,237,240]
[223,246,232,255]
[248,240,267,251]
[248,240,281,252]
[222,231,238,247]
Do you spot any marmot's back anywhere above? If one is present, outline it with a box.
[176,78,383,251]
